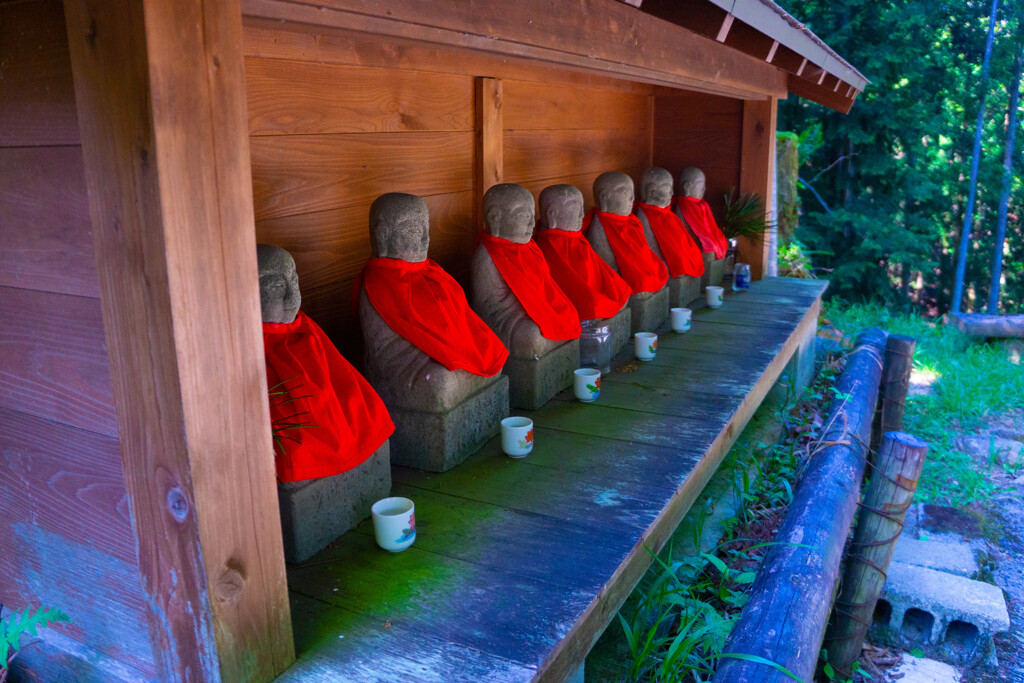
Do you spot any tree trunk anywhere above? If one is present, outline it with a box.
[988,48,1022,313]
[952,0,1000,314]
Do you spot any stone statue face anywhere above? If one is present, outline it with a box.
[594,172,634,216]
[369,193,430,262]
[538,184,585,232]
[483,183,535,244]
[680,168,706,199]
[257,244,301,324]
[640,168,673,208]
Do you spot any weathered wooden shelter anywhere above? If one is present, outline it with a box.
[1,1,863,681]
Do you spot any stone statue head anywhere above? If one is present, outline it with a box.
[679,167,706,199]
[483,183,536,244]
[593,172,634,216]
[537,184,585,233]
[369,192,430,262]
[640,167,674,208]
[257,244,301,324]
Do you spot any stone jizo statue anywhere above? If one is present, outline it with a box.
[673,167,729,259]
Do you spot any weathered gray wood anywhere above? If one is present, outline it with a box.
[871,334,916,452]
[951,312,1024,338]
[824,432,928,678]
[715,328,887,683]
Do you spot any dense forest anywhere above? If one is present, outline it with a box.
[779,0,1023,314]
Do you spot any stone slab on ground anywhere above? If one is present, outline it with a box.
[668,274,701,308]
[893,537,977,578]
[628,286,669,335]
[950,312,1024,338]
[890,655,961,683]
[388,375,509,472]
[278,441,392,564]
[956,434,1024,466]
[505,338,580,410]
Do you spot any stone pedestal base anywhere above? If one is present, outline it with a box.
[505,338,580,410]
[581,307,632,373]
[628,286,669,334]
[389,375,509,472]
[668,275,701,308]
[278,441,391,564]
[700,253,726,290]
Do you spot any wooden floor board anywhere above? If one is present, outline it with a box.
[280,278,827,682]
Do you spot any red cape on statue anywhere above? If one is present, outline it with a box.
[263,311,394,483]
[478,232,581,340]
[535,228,631,321]
[634,201,705,278]
[674,196,729,259]
[359,257,509,377]
[583,208,668,295]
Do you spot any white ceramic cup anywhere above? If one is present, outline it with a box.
[670,307,692,333]
[635,332,658,361]
[501,416,534,457]
[371,497,416,553]
[574,368,601,402]
[706,286,724,308]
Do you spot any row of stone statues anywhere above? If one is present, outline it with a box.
[259,166,728,561]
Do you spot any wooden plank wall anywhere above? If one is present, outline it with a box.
[244,22,658,356]
[0,1,156,679]
[651,90,744,217]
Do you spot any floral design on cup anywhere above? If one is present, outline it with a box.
[650,339,658,353]
[586,376,602,394]
[518,427,535,449]
[396,512,416,544]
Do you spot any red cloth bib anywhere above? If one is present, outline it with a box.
[583,209,669,295]
[477,232,581,340]
[634,202,705,278]
[674,196,729,259]
[359,257,509,377]
[535,228,632,321]
[263,311,394,483]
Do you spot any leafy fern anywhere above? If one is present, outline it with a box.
[1,605,72,671]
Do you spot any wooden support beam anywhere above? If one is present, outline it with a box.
[715,13,735,42]
[63,0,294,680]
[871,334,917,451]
[738,97,777,281]
[475,77,503,219]
[796,57,808,76]
[766,40,779,63]
[788,73,857,115]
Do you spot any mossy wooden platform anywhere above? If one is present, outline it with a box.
[277,277,828,683]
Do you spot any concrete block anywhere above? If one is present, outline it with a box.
[890,655,961,683]
[874,561,1008,665]
[668,274,701,308]
[581,308,631,374]
[700,253,726,291]
[505,338,580,410]
[893,538,976,578]
[629,286,669,335]
[388,375,509,472]
[278,441,391,564]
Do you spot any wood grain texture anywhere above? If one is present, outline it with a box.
[0,286,117,436]
[503,80,651,131]
[0,0,81,146]
[504,128,649,185]
[245,58,474,135]
[0,146,100,297]
[242,21,655,96]
[241,0,787,99]
[738,97,777,280]
[250,131,474,220]
[65,0,293,679]
[282,278,828,682]
[476,77,503,200]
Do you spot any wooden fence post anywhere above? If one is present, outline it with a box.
[871,334,916,453]
[824,432,929,677]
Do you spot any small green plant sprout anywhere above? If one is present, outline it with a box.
[1,604,72,678]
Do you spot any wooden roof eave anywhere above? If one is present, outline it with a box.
[241,0,788,101]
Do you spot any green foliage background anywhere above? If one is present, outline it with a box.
[779,0,1023,313]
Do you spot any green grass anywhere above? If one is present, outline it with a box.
[824,301,1024,506]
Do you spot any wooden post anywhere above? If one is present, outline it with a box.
[824,432,929,678]
[738,96,777,280]
[715,329,887,683]
[64,0,294,680]
[871,334,916,453]
[475,77,503,221]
